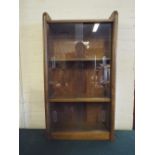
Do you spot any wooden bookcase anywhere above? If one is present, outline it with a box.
[43,11,118,140]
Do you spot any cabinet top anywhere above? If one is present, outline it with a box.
[43,11,118,23]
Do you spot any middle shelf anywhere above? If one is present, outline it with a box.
[48,97,111,103]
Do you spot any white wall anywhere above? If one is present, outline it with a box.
[19,0,135,129]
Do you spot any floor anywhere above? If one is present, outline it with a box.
[19,129,135,155]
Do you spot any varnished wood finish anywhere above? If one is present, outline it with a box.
[109,11,118,141]
[43,11,118,140]
[48,20,113,23]
[49,97,111,103]
[48,58,108,61]
[43,12,52,23]
[43,13,52,134]
[50,131,110,140]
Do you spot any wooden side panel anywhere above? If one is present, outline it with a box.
[109,11,118,141]
[43,13,51,135]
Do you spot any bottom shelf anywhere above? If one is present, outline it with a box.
[50,130,110,140]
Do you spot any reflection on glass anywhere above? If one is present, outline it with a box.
[48,23,112,99]
[50,103,110,132]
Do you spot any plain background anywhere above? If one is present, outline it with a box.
[19,0,135,129]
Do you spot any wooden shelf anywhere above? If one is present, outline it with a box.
[48,97,111,103]
[50,130,110,140]
[49,58,110,62]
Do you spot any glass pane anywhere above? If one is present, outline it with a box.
[48,23,112,99]
[50,103,110,132]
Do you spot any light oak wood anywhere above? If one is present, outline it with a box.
[50,131,110,140]
[49,97,111,103]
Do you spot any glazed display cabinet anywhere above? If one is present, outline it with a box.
[43,11,118,140]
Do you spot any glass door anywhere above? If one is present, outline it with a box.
[47,22,112,99]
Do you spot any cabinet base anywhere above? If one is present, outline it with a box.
[49,130,110,140]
